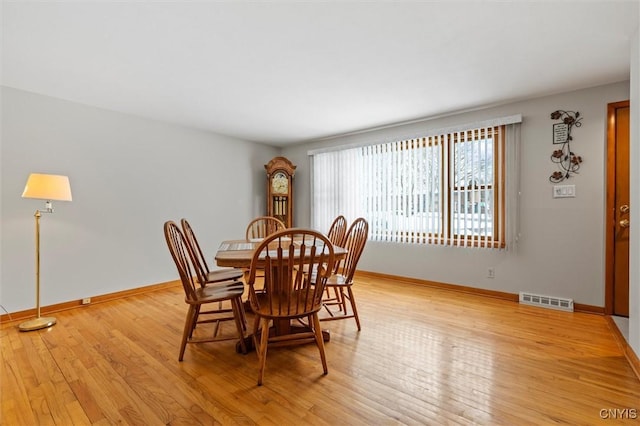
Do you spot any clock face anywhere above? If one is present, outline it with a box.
[271,172,289,195]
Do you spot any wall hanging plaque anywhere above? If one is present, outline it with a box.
[549,110,583,183]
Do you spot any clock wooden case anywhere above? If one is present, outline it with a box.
[265,156,296,228]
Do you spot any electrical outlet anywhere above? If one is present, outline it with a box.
[82,297,91,305]
[487,267,495,278]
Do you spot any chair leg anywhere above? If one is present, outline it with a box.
[311,313,328,375]
[179,305,198,361]
[238,296,248,331]
[346,287,361,331]
[232,297,247,354]
[252,312,261,337]
[340,288,348,314]
[190,304,201,338]
[212,318,221,338]
[256,317,270,386]
[323,285,341,304]
[324,285,338,301]
[332,286,342,305]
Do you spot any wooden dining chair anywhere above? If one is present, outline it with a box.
[327,215,348,247]
[181,218,245,287]
[244,216,287,285]
[164,221,247,360]
[246,228,335,386]
[245,216,286,241]
[323,215,348,300]
[321,217,368,331]
[181,218,247,330]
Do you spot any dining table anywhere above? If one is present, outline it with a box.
[214,237,347,353]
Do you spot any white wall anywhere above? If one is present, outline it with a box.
[283,82,629,308]
[0,87,278,313]
[629,21,639,356]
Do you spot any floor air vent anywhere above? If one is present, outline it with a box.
[519,292,574,312]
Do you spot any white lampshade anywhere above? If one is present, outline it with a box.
[22,173,73,201]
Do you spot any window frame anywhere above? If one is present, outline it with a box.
[311,122,512,249]
[446,125,505,248]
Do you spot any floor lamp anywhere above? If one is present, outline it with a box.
[19,173,72,332]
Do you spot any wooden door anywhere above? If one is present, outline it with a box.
[606,101,630,316]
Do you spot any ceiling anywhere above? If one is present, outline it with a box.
[2,1,638,146]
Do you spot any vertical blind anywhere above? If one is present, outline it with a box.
[311,118,521,249]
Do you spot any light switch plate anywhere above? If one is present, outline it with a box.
[553,184,575,198]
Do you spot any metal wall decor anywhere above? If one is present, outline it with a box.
[549,109,583,183]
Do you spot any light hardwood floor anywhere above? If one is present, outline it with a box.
[2,273,639,425]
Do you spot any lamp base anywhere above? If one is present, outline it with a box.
[18,316,57,332]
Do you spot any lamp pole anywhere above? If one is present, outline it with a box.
[18,208,57,332]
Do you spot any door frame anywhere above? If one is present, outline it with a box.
[605,100,630,315]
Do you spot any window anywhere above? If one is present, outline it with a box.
[311,118,521,249]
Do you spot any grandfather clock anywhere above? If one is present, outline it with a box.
[265,156,296,227]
